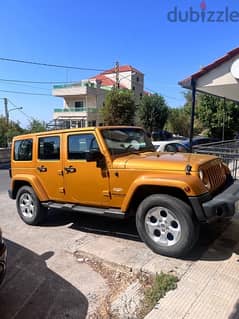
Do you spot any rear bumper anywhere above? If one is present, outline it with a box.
[190,181,239,222]
[0,242,7,285]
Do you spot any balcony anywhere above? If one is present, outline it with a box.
[52,81,101,97]
[54,107,97,113]
[53,82,97,90]
[53,107,97,120]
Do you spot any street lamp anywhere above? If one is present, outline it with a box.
[6,107,23,126]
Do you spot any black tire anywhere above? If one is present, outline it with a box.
[136,194,199,258]
[16,186,47,225]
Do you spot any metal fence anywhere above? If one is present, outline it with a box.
[193,139,239,180]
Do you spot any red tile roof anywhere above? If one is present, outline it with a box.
[101,65,143,75]
[179,47,239,88]
[90,74,127,89]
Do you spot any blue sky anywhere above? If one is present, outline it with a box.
[0,0,238,127]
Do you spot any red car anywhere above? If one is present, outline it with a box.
[0,227,7,285]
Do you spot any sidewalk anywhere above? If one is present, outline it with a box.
[145,217,239,319]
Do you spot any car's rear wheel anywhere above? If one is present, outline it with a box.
[136,194,199,258]
[16,186,47,225]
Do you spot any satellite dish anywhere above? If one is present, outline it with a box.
[231,59,239,79]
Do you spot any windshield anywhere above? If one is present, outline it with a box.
[101,127,155,156]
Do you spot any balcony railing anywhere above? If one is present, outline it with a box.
[54,107,97,113]
[53,82,97,89]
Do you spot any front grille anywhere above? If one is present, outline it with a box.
[203,160,227,192]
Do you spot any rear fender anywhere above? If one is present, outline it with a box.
[11,174,49,201]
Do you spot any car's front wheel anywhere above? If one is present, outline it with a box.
[136,194,199,258]
[16,186,47,225]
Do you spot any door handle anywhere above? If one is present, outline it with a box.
[64,166,76,173]
[37,165,47,172]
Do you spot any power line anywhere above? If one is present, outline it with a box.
[4,98,35,122]
[0,78,80,84]
[0,89,51,96]
[0,57,106,72]
[145,87,182,101]
[0,80,51,92]
[19,109,34,121]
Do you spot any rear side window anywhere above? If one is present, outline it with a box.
[68,134,99,160]
[38,136,60,160]
[14,139,33,161]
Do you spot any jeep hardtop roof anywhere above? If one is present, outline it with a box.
[12,126,143,140]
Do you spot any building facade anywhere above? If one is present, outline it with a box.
[52,65,144,128]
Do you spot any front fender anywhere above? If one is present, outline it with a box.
[121,174,207,212]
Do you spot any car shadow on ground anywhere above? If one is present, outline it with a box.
[42,209,239,262]
[229,299,239,319]
[0,239,88,319]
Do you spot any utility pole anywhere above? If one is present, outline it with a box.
[4,97,9,126]
[115,61,120,89]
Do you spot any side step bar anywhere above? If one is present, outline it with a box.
[42,201,125,219]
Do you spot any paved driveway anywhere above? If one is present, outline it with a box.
[1,169,239,318]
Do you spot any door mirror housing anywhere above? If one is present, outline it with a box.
[86,150,102,162]
[86,150,106,169]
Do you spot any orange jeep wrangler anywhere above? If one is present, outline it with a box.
[9,126,239,257]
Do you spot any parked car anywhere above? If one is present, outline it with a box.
[9,126,239,258]
[182,136,220,148]
[152,140,189,153]
[0,227,7,285]
[151,130,173,141]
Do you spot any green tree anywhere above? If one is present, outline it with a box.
[166,90,205,138]
[27,119,47,133]
[0,116,24,147]
[166,108,191,137]
[100,88,136,125]
[136,94,169,132]
[197,94,239,139]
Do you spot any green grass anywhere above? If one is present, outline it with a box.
[139,272,178,317]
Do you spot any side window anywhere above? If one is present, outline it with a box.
[68,134,99,160]
[14,139,33,161]
[165,144,177,152]
[38,136,60,160]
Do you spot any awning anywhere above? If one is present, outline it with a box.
[179,47,239,102]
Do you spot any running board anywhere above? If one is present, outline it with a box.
[42,201,125,219]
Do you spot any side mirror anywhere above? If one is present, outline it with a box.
[86,150,102,162]
[86,150,106,169]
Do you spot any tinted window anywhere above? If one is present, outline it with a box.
[38,136,60,160]
[165,143,188,153]
[14,139,33,161]
[165,144,177,152]
[101,128,154,155]
[68,134,99,160]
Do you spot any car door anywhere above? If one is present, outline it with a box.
[63,132,110,206]
[35,134,65,201]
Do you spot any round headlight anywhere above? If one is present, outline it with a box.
[199,170,204,181]
[199,170,211,189]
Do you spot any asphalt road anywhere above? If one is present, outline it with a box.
[0,170,109,318]
[0,169,10,194]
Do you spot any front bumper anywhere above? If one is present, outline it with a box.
[0,241,7,285]
[203,181,239,219]
[190,181,239,221]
